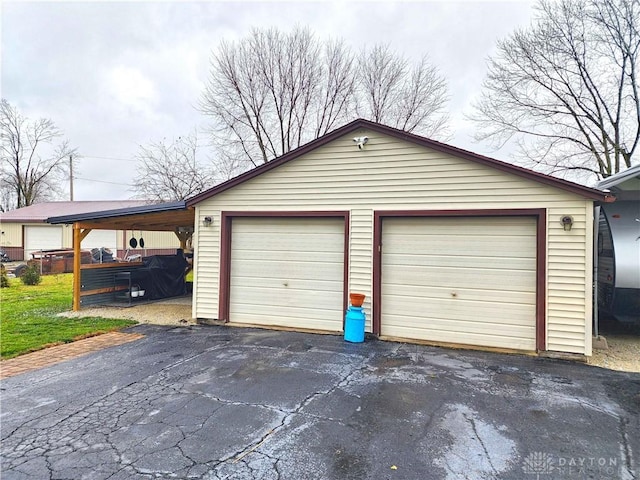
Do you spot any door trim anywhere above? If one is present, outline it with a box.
[373,209,547,351]
[219,211,350,323]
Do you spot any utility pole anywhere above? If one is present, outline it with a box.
[69,154,74,201]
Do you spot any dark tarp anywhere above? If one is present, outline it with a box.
[143,254,188,300]
[128,254,188,300]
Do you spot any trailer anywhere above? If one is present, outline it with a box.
[597,165,640,324]
[28,249,93,274]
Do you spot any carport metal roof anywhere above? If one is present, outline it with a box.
[47,200,195,231]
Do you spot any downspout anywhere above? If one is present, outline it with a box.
[593,205,601,339]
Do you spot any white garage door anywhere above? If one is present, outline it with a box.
[25,225,64,259]
[82,230,117,253]
[229,217,345,331]
[381,216,537,350]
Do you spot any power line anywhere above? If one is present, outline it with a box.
[80,155,137,162]
[75,176,135,187]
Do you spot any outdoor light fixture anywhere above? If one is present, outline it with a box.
[202,216,213,227]
[561,215,574,231]
[353,136,369,150]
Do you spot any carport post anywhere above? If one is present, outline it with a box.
[174,228,192,250]
[72,223,91,311]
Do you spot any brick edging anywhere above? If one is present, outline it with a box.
[0,332,144,380]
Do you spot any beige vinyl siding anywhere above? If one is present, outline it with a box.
[0,223,22,247]
[69,229,180,251]
[119,231,181,249]
[62,226,73,248]
[73,229,180,251]
[349,209,374,330]
[192,220,220,319]
[193,129,594,355]
[228,218,344,331]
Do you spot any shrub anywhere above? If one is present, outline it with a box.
[0,264,8,288]
[20,264,42,286]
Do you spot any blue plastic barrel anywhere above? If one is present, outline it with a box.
[344,306,366,343]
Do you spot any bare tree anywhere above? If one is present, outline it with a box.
[357,46,449,138]
[472,0,640,180]
[200,27,449,169]
[0,99,76,209]
[0,185,13,212]
[314,39,358,138]
[132,132,215,202]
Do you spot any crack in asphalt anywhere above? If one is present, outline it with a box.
[618,415,636,479]
[2,329,638,480]
[2,339,372,479]
[465,412,498,476]
[187,352,373,477]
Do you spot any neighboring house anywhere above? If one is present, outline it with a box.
[596,164,640,324]
[0,201,181,261]
[186,119,610,357]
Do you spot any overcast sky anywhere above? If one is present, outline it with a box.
[2,0,536,201]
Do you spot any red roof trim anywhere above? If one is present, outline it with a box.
[186,119,608,206]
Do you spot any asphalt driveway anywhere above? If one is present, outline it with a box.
[1,325,638,480]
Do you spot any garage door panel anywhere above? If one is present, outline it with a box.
[232,233,344,253]
[233,218,339,231]
[392,216,536,233]
[232,282,343,300]
[232,249,344,263]
[381,216,537,351]
[230,312,342,331]
[386,315,536,337]
[384,253,536,271]
[232,275,344,290]
[384,236,536,257]
[230,301,343,321]
[381,284,536,305]
[232,260,343,282]
[386,325,536,351]
[382,295,536,325]
[229,217,344,331]
[384,265,536,291]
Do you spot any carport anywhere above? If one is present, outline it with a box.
[48,201,195,311]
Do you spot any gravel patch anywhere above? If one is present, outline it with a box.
[589,335,640,373]
[58,302,196,326]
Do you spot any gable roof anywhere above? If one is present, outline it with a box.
[0,201,151,223]
[187,118,610,206]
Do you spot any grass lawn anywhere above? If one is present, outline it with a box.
[1,273,136,359]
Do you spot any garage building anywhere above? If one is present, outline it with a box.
[185,119,608,356]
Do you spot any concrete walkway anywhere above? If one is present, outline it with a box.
[0,331,144,379]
